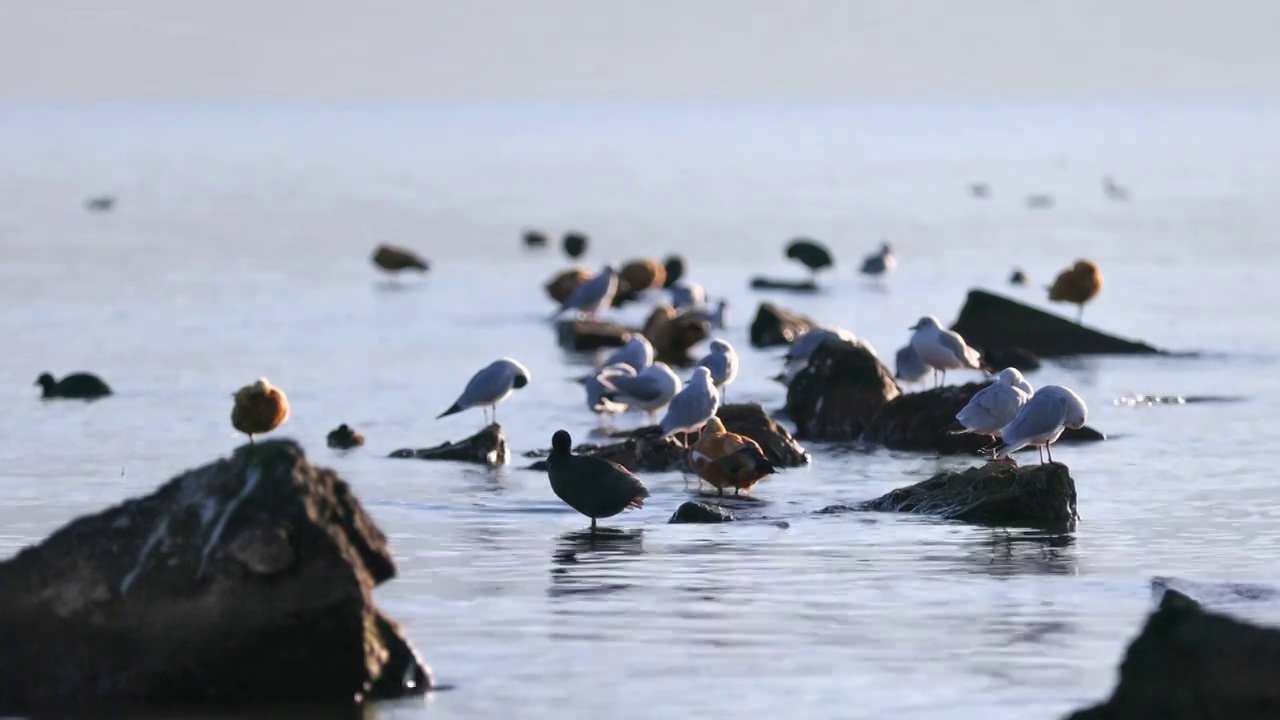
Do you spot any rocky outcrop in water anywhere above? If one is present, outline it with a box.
[785,338,900,441]
[1066,584,1280,720]
[556,319,631,352]
[0,439,429,716]
[717,403,810,466]
[669,501,736,523]
[390,424,508,466]
[642,305,710,366]
[853,461,1078,530]
[750,302,818,348]
[951,289,1163,358]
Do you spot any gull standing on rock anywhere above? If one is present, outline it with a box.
[600,362,682,423]
[555,265,618,319]
[547,430,649,533]
[659,366,720,446]
[585,363,634,427]
[602,334,654,373]
[860,241,896,282]
[952,368,1034,437]
[994,385,1088,465]
[777,326,863,385]
[908,316,982,387]
[437,358,531,425]
[696,339,739,401]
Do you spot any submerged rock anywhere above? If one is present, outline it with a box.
[0,439,429,715]
[642,305,710,366]
[951,289,1162,358]
[785,338,900,441]
[857,461,1078,530]
[1066,585,1280,720]
[716,403,810,467]
[748,277,820,293]
[526,430,687,474]
[750,302,818,348]
[390,424,508,466]
[556,318,631,352]
[669,501,736,524]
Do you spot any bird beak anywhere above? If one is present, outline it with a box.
[908,323,919,330]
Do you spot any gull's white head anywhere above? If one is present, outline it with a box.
[691,366,714,386]
[909,316,941,331]
[997,368,1024,386]
[709,339,732,354]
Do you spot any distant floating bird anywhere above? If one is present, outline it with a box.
[371,244,429,276]
[691,417,777,496]
[696,339,739,401]
[860,241,896,281]
[586,364,634,427]
[437,358,531,425]
[231,378,290,443]
[545,266,591,304]
[555,265,618,319]
[602,334,654,373]
[669,280,706,310]
[562,231,589,258]
[662,255,686,288]
[659,366,720,445]
[785,238,834,280]
[85,195,116,212]
[969,183,990,199]
[1103,175,1131,201]
[952,368,1033,439]
[619,258,667,294]
[35,371,112,400]
[1047,259,1103,323]
[327,423,365,449]
[1026,194,1055,209]
[600,362,682,423]
[1010,268,1029,286]
[995,385,1088,465]
[546,430,649,533]
[523,229,549,248]
[908,316,982,387]
[893,346,929,388]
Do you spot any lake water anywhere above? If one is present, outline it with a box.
[1,102,1279,719]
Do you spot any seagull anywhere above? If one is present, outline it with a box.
[696,339,739,401]
[585,364,634,427]
[952,368,1033,439]
[600,362,683,423]
[659,366,720,446]
[1103,175,1131,201]
[860,241,896,282]
[555,265,618,319]
[547,429,649,533]
[669,280,706,310]
[437,358,531,425]
[602,334,654,373]
[994,385,1088,465]
[894,345,929,389]
[908,316,982,387]
[777,326,865,385]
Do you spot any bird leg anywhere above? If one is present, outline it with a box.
[1037,445,1045,464]
[1046,443,1055,464]
[1076,305,1083,324]
[590,518,597,534]
[248,435,255,445]
[493,405,499,425]
[941,370,947,387]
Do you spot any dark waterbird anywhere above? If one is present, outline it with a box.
[326,423,365,449]
[662,255,685,288]
[35,372,112,400]
[523,229,548,248]
[562,231,589,258]
[785,238,833,279]
[84,195,116,212]
[546,430,649,533]
[371,244,429,276]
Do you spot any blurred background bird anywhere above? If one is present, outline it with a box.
[371,243,429,278]
[785,237,834,283]
[231,378,290,443]
[1047,259,1104,323]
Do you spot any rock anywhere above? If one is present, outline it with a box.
[858,461,1078,530]
[526,430,686,473]
[390,424,508,466]
[642,305,710,366]
[950,289,1162,358]
[662,255,685,288]
[716,403,810,467]
[1066,586,1280,720]
[978,346,1041,372]
[556,318,631,351]
[750,302,818,348]
[0,440,429,715]
[545,267,591,305]
[669,501,735,524]
[785,338,900,441]
[749,277,820,292]
[326,423,365,449]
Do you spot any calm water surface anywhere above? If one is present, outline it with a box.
[1,103,1279,718]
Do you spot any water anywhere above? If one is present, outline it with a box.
[2,102,1279,718]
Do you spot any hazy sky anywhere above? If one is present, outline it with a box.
[2,0,1277,101]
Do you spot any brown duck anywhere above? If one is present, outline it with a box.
[327,423,364,449]
[546,430,649,532]
[231,378,290,443]
[1048,259,1103,323]
[690,417,777,496]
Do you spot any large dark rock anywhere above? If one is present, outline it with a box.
[556,319,631,352]
[642,305,710,366]
[0,439,429,716]
[749,277,819,293]
[526,430,687,473]
[750,302,818,348]
[951,289,1162,359]
[1066,585,1280,720]
[858,461,1078,530]
[669,502,736,524]
[390,424,508,465]
[785,338,900,441]
[717,403,810,467]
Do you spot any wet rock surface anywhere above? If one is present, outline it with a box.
[556,319,631,351]
[855,461,1079,530]
[390,424,508,466]
[716,403,810,467]
[951,289,1163,358]
[785,339,900,441]
[1066,584,1280,720]
[0,439,429,715]
[750,302,818,348]
[669,501,736,523]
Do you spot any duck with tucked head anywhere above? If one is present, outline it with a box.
[546,430,649,533]
[1048,259,1103,323]
[690,417,777,496]
[231,378,290,443]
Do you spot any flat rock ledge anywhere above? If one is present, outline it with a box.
[0,439,429,716]
[1066,584,1280,720]
[842,461,1079,530]
[390,424,508,466]
[750,302,818,348]
[951,289,1164,359]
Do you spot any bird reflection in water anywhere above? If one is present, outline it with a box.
[548,528,644,598]
[967,529,1077,577]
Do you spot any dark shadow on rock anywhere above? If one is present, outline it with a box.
[556,319,631,352]
[749,277,820,293]
[0,439,429,716]
[785,338,900,441]
[750,302,818,348]
[857,461,1079,531]
[390,424,508,466]
[526,429,686,473]
[951,289,1164,359]
[669,501,735,523]
[1066,586,1280,720]
[716,403,810,467]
